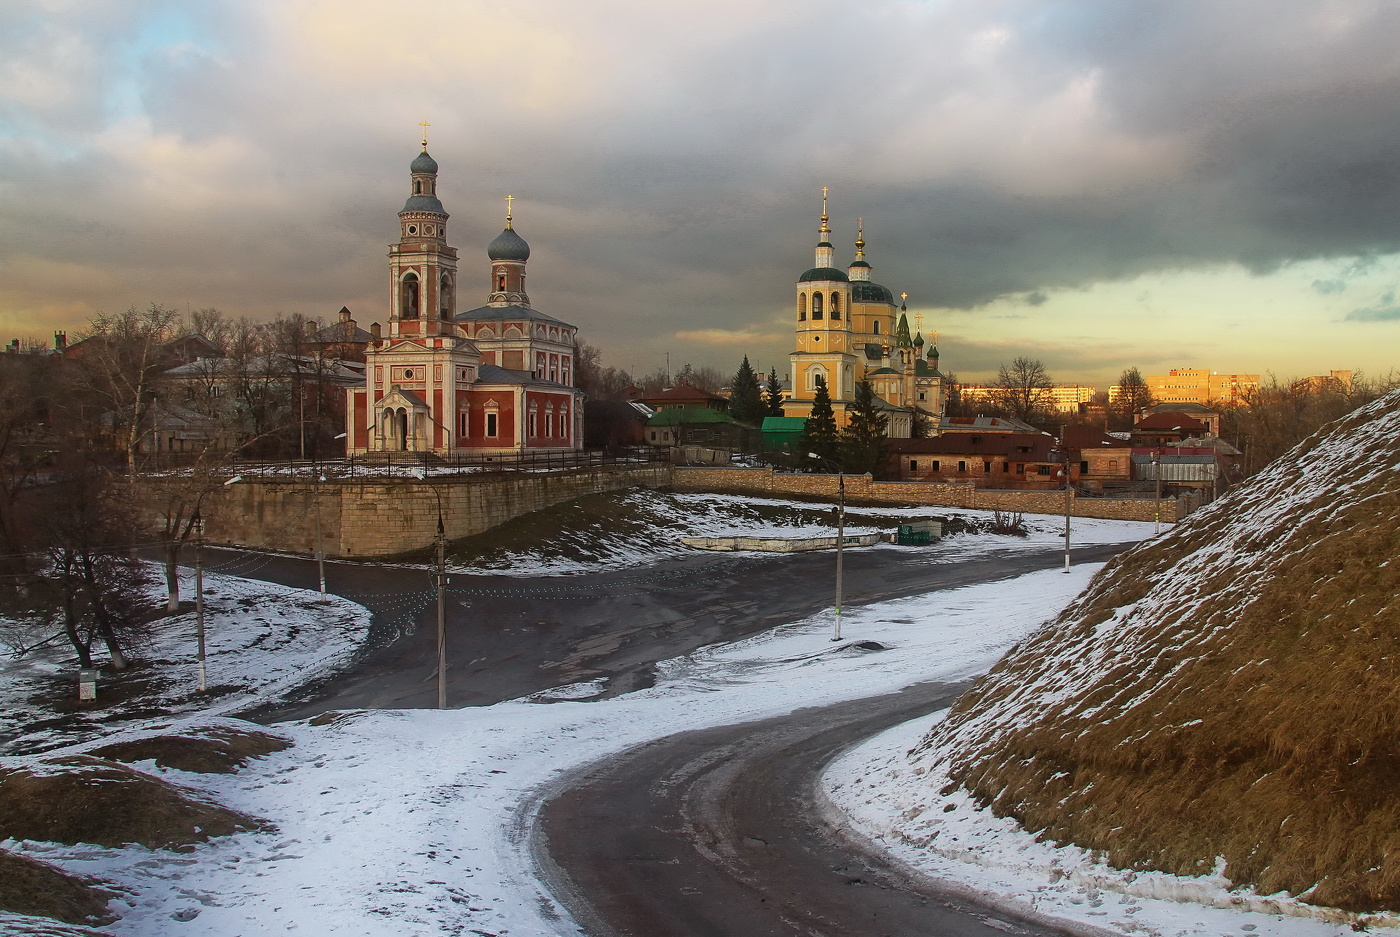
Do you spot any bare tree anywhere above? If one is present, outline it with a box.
[992,357,1054,424]
[1112,367,1155,430]
[68,304,180,476]
[1223,371,1399,476]
[182,307,233,352]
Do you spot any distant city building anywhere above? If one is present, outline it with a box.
[345,143,583,457]
[1135,368,1260,406]
[956,383,1096,414]
[784,193,945,437]
[1293,370,1353,392]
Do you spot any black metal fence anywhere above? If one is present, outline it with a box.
[137,447,667,481]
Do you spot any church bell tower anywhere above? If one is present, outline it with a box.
[388,124,459,339]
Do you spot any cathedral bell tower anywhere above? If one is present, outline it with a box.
[388,126,459,339]
[790,187,855,408]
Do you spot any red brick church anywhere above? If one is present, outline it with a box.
[345,143,583,456]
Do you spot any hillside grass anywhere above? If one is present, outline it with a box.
[0,756,270,850]
[922,397,1400,911]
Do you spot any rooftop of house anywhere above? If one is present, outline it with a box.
[889,432,1056,458]
[1133,413,1209,433]
[646,408,744,427]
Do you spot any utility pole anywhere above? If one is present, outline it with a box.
[833,472,845,641]
[435,512,447,710]
[314,474,327,601]
[194,513,207,693]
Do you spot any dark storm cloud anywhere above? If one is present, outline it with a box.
[4,0,1400,372]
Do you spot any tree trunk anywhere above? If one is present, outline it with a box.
[80,558,128,671]
[98,616,129,671]
[61,591,94,669]
[164,540,181,612]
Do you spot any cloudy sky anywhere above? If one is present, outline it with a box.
[3,0,1400,386]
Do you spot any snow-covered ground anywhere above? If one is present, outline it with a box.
[0,576,370,756]
[449,489,1137,576]
[3,507,1367,936]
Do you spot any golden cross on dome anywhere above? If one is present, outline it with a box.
[820,186,831,234]
[901,291,908,302]
[505,194,515,227]
[419,120,431,148]
[916,311,924,332]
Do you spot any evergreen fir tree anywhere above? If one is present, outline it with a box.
[798,374,841,468]
[841,381,889,475]
[765,367,785,417]
[728,355,765,425]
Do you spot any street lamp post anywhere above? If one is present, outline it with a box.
[1062,459,1072,572]
[1057,437,1072,573]
[809,452,846,642]
[1153,449,1163,534]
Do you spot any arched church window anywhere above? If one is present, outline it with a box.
[414,180,422,195]
[873,321,881,335]
[401,273,420,319]
[812,293,823,320]
[440,273,453,319]
[798,294,807,320]
[830,293,841,320]
[496,274,507,292]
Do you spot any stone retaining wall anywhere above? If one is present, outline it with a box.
[671,466,1193,523]
[177,464,672,558]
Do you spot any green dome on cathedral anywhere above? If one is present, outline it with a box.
[798,267,849,283]
[852,282,893,303]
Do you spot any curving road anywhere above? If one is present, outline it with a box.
[201,541,1130,722]
[537,681,1078,937]
[200,536,1129,936]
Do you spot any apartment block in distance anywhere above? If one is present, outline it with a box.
[1134,369,1260,406]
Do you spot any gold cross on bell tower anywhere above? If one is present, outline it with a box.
[419,120,431,149]
[505,194,515,228]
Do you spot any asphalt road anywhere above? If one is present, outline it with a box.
[537,681,1080,937]
[204,541,1130,721]
[199,536,1130,937]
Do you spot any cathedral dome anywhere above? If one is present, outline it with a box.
[402,194,445,213]
[488,226,531,262]
[851,281,893,303]
[411,150,439,174]
[798,267,849,283]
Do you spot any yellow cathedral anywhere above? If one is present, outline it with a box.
[785,191,947,436]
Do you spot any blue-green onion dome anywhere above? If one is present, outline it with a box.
[914,333,925,347]
[411,150,438,174]
[488,226,531,262]
[798,267,849,283]
[402,194,445,212]
[848,259,871,269]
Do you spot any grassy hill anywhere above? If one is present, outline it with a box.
[912,390,1400,911]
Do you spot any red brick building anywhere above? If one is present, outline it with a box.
[887,432,1074,489]
[346,145,583,457]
